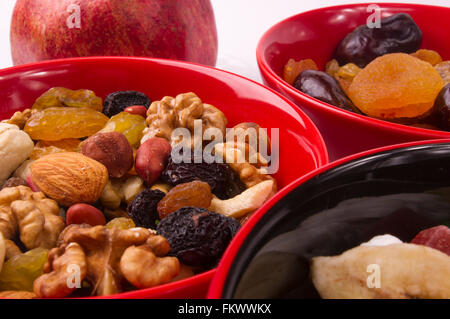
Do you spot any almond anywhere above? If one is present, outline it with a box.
[30,152,108,206]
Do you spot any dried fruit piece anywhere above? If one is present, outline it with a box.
[30,139,81,160]
[411,49,443,66]
[106,218,135,230]
[435,61,450,85]
[157,181,213,219]
[293,70,355,112]
[24,107,108,141]
[335,63,361,82]
[30,152,108,207]
[335,13,422,67]
[162,153,237,199]
[32,87,103,112]
[283,58,318,85]
[0,247,48,292]
[431,84,450,130]
[127,189,165,229]
[103,91,150,117]
[157,207,240,268]
[411,225,450,256]
[348,53,443,119]
[100,112,146,148]
[325,59,340,77]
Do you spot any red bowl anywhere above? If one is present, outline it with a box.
[207,138,450,298]
[257,3,450,161]
[0,56,328,299]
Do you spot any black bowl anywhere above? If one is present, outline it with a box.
[216,141,450,299]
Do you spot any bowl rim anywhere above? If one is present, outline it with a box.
[0,56,329,299]
[207,137,450,299]
[256,2,450,139]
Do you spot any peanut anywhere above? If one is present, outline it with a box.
[135,137,171,185]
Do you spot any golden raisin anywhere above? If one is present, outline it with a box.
[24,107,108,141]
[157,181,213,220]
[32,87,103,112]
[99,112,146,148]
[348,53,443,119]
[411,49,443,66]
[283,58,318,85]
[30,139,81,160]
[325,59,340,77]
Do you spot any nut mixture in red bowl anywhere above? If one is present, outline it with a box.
[0,57,328,299]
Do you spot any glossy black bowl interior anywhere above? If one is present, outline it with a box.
[222,142,450,299]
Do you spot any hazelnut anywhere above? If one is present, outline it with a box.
[82,132,134,178]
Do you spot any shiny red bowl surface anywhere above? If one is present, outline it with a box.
[207,138,450,299]
[0,57,328,299]
[257,3,450,161]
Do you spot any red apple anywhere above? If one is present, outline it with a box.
[10,0,218,66]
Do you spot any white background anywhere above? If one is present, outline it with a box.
[0,0,449,81]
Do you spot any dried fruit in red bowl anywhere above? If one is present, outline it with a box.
[348,53,443,120]
[411,225,450,256]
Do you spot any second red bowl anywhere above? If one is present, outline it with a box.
[257,3,450,161]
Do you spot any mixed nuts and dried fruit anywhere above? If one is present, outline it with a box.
[0,88,276,298]
[283,13,450,130]
[311,225,450,298]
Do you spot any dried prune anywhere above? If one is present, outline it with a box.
[293,70,356,112]
[161,154,241,199]
[127,189,165,229]
[335,13,422,68]
[348,53,443,120]
[103,91,151,117]
[431,84,450,130]
[157,181,213,219]
[156,207,241,268]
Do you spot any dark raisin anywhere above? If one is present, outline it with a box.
[161,154,240,199]
[335,13,422,68]
[103,91,151,117]
[127,189,165,229]
[2,177,28,189]
[430,83,450,131]
[293,70,356,112]
[156,207,241,268]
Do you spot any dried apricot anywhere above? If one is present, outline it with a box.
[32,87,102,112]
[100,112,146,148]
[157,181,213,219]
[348,53,443,119]
[283,58,318,85]
[435,61,450,85]
[30,139,81,160]
[411,49,442,66]
[24,107,108,141]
